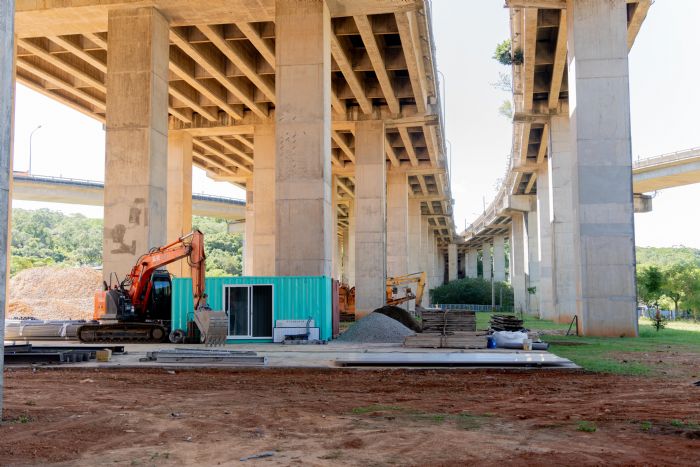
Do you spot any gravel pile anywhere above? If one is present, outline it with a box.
[336,312,415,343]
[8,266,103,321]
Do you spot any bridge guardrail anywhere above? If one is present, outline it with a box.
[633,146,700,169]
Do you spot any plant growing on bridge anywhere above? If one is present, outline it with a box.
[493,39,523,66]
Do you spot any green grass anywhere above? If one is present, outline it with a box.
[576,421,597,432]
[477,311,700,376]
[544,318,700,375]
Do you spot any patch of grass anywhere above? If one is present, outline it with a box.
[576,421,597,433]
[538,318,700,376]
[669,419,700,430]
[24,400,36,406]
[640,421,653,432]
[351,405,403,414]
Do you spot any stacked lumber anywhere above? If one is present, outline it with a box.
[404,331,487,349]
[421,310,476,333]
[489,314,524,331]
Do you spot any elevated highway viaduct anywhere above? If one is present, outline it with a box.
[0,0,457,320]
[449,0,653,337]
[11,172,246,222]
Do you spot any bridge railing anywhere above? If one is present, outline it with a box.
[633,146,700,169]
[434,303,514,313]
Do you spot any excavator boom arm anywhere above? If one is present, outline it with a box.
[127,230,206,313]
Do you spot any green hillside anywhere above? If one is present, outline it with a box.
[10,208,243,277]
[636,246,700,268]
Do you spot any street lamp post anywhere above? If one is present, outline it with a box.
[29,124,43,174]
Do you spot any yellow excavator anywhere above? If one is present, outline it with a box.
[386,272,427,308]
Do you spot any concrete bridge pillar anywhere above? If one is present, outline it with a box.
[344,200,356,286]
[0,0,15,421]
[420,216,431,296]
[566,0,637,336]
[550,114,577,323]
[354,120,386,317]
[252,124,276,276]
[526,210,539,316]
[447,243,458,282]
[332,176,340,280]
[387,172,409,278]
[103,7,169,281]
[407,199,422,275]
[274,0,332,277]
[493,235,506,282]
[244,177,254,275]
[537,161,555,320]
[437,250,445,286]
[466,249,478,279]
[510,213,527,313]
[482,243,492,281]
[166,132,193,278]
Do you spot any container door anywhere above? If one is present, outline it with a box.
[226,286,249,337]
[251,285,273,338]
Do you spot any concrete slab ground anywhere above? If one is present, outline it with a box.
[6,340,578,370]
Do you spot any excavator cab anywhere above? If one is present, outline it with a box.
[146,270,172,321]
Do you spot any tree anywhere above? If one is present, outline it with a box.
[637,265,665,308]
[662,263,700,316]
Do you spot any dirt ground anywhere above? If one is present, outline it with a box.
[1,368,699,466]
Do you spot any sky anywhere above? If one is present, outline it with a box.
[12,0,700,247]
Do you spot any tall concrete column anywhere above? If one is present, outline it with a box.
[466,249,478,278]
[166,132,193,277]
[420,216,431,296]
[550,114,577,323]
[510,213,527,313]
[437,250,445,286]
[244,177,254,275]
[482,243,492,280]
[493,235,506,282]
[447,243,458,282]
[567,0,637,337]
[407,199,422,274]
[354,121,386,317]
[253,124,275,276]
[103,7,169,280]
[344,200,356,285]
[332,176,340,279]
[526,210,540,316]
[537,161,555,320]
[386,172,408,278]
[0,0,15,420]
[275,0,332,276]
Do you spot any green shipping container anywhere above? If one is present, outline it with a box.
[171,276,332,343]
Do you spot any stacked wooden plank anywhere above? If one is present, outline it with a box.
[403,331,487,349]
[421,310,476,334]
[404,310,483,349]
[489,314,524,332]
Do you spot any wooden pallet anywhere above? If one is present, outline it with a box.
[404,331,487,349]
[421,310,476,333]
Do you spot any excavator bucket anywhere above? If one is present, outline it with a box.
[193,308,228,346]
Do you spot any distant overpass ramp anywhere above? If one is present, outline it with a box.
[633,147,700,193]
[11,173,245,221]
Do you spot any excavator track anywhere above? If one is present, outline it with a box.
[77,323,168,343]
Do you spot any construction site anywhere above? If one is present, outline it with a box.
[1,0,700,465]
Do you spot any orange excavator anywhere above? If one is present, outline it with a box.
[77,230,227,344]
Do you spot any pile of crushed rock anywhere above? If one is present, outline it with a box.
[8,266,103,321]
[336,312,415,343]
